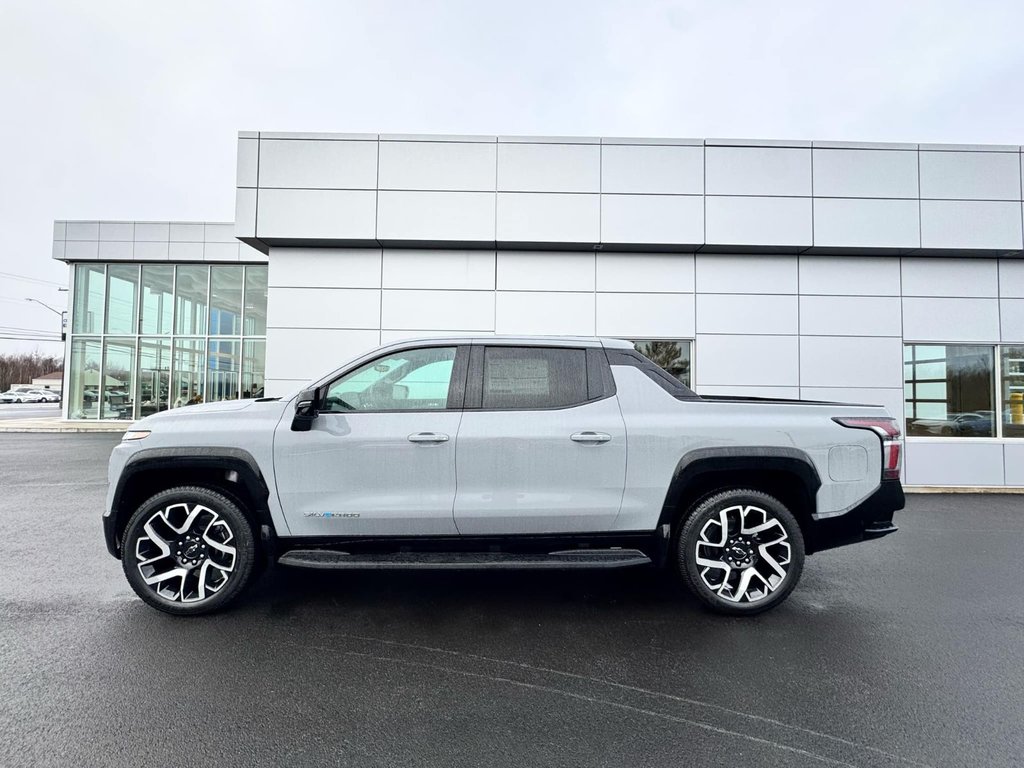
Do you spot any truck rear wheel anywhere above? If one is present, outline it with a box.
[676,489,804,615]
[121,486,257,616]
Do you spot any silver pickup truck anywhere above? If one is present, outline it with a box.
[105,336,904,616]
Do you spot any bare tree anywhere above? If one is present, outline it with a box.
[0,351,62,391]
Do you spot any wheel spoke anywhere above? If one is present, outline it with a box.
[759,544,791,578]
[142,566,188,587]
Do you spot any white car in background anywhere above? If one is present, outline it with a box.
[0,386,45,403]
[27,389,60,403]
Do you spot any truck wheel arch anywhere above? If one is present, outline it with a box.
[106,447,273,559]
[657,447,822,549]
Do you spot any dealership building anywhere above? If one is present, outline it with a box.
[52,131,1024,488]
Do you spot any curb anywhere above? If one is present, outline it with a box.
[0,422,131,434]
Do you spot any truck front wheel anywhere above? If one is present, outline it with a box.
[677,489,805,615]
[121,486,257,616]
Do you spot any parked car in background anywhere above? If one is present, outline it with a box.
[0,386,45,403]
[27,389,60,403]
[907,411,995,437]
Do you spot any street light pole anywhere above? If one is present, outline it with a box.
[24,298,68,341]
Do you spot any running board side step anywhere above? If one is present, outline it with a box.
[277,549,652,570]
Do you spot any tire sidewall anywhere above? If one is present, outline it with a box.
[121,486,256,616]
[677,489,805,616]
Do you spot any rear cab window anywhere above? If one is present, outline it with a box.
[467,345,615,410]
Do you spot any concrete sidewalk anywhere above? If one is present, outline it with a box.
[0,417,130,433]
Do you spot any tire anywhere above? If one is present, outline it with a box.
[121,486,257,616]
[676,489,805,616]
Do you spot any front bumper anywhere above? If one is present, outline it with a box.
[808,480,904,554]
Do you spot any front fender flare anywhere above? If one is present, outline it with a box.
[105,447,272,558]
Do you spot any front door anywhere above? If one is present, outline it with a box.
[453,345,627,535]
[274,345,467,537]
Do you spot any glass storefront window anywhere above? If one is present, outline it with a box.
[140,265,174,335]
[207,340,240,402]
[904,344,995,438]
[72,265,105,334]
[631,339,692,387]
[105,265,139,335]
[1001,345,1024,438]
[210,266,244,335]
[101,338,137,420]
[242,340,266,399]
[67,261,267,420]
[172,339,207,408]
[175,265,209,336]
[68,338,102,419]
[138,338,171,417]
[243,265,268,336]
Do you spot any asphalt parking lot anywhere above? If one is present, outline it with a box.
[1,434,1022,767]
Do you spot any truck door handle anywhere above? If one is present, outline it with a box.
[408,432,450,443]
[570,431,611,444]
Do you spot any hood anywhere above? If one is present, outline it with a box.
[134,398,282,427]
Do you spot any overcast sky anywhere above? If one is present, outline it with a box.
[2,0,1023,354]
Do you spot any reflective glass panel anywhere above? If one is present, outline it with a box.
[174,265,209,336]
[904,344,995,437]
[72,265,105,334]
[1001,345,1024,438]
[241,340,266,399]
[101,338,137,420]
[68,338,102,419]
[105,265,138,335]
[171,339,206,408]
[209,266,244,336]
[243,266,268,336]
[207,339,240,402]
[138,338,171,417]
[631,340,691,387]
[140,265,174,335]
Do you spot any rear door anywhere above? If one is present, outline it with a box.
[453,344,627,535]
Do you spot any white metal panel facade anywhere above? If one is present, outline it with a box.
[53,132,1024,487]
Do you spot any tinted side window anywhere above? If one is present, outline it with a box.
[482,347,588,410]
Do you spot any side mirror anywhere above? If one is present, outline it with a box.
[291,388,320,432]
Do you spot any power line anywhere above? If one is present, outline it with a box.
[0,271,66,288]
[0,335,64,341]
[0,326,61,335]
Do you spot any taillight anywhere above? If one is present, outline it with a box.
[833,416,903,481]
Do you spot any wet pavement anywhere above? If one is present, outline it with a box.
[1,433,1022,767]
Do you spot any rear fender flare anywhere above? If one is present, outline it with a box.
[656,447,822,529]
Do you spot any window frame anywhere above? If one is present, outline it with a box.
[317,344,470,415]
[463,344,615,412]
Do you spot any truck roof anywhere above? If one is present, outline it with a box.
[378,335,636,349]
